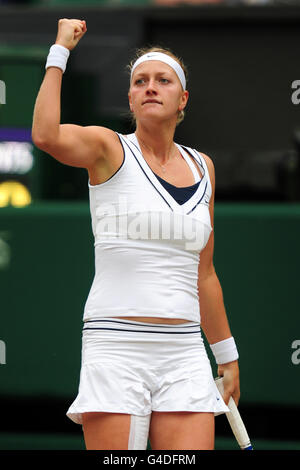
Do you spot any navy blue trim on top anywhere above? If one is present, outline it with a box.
[121,135,209,213]
[179,147,210,214]
[181,145,205,174]
[187,181,208,215]
[127,137,204,208]
[154,172,200,205]
[121,136,173,211]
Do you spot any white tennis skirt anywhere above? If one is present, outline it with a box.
[66,318,228,424]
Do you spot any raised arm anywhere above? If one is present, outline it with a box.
[32,19,118,171]
[198,154,240,406]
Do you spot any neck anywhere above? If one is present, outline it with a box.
[135,121,176,164]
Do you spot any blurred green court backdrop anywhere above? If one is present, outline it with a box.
[0,2,300,451]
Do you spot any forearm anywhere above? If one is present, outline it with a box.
[32,67,62,146]
[198,269,232,345]
[32,19,86,148]
[198,271,240,403]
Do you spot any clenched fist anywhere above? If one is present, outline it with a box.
[55,18,87,51]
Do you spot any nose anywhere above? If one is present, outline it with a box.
[145,78,158,95]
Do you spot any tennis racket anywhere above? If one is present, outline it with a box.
[215,376,253,450]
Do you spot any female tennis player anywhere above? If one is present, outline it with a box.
[32,18,240,450]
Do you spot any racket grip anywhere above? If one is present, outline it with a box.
[215,377,253,450]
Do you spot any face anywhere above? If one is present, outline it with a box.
[128,60,189,125]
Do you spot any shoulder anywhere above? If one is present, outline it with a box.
[197,151,216,214]
[180,142,214,175]
[85,126,123,161]
[84,125,120,147]
[198,151,214,174]
[179,143,215,189]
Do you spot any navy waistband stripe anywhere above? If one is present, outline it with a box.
[84,319,200,329]
[82,327,200,335]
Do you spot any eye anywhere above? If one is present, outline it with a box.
[160,78,169,84]
[135,78,145,85]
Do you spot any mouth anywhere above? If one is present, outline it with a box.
[142,99,162,105]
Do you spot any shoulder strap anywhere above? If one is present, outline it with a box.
[181,145,213,199]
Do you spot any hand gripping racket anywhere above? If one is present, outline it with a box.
[215,376,253,450]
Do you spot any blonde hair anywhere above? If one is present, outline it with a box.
[128,46,188,125]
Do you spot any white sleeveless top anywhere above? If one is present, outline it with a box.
[83,133,213,322]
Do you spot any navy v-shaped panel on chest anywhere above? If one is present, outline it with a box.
[154,172,200,206]
[120,134,208,214]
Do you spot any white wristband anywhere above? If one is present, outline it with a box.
[209,337,239,364]
[45,44,70,73]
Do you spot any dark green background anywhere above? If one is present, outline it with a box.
[1,2,300,450]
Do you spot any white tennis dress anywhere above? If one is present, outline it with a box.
[66,133,228,423]
[83,132,213,323]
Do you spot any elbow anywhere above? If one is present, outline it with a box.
[31,131,54,152]
[198,264,216,285]
[31,129,45,149]
[31,136,45,151]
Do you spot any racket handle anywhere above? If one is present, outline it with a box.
[215,376,253,450]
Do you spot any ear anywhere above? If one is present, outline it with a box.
[128,92,133,112]
[179,90,189,111]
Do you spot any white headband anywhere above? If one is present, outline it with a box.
[130,52,186,90]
